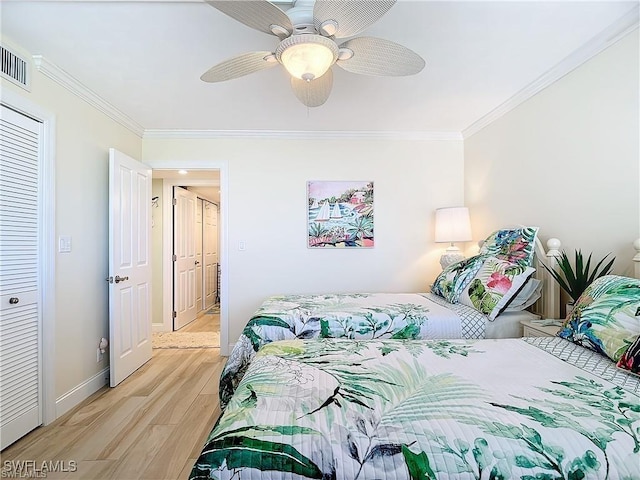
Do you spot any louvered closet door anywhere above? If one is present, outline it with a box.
[0,105,42,450]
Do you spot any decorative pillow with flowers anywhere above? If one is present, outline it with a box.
[617,334,640,376]
[431,254,486,303]
[479,227,539,267]
[558,275,640,362]
[458,256,536,320]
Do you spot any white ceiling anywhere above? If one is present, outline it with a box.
[153,169,220,201]
[1,0,637,134]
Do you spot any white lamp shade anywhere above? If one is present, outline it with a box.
[435,207,472,243]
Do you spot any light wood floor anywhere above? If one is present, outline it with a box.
[179,310,220,333]
[1,347,225,479]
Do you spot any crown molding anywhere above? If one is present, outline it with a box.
[463,5,639,139]
[29,55,460,142]
[142,129,463,142]
[32,55,145,137]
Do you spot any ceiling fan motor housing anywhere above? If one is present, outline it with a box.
[285,1,316,34]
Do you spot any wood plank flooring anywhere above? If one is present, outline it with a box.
[1,345,225,479]
[179,310,220,333]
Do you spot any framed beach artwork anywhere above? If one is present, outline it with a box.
[307,181,374,248]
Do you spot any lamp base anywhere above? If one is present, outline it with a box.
[439,245,464,269]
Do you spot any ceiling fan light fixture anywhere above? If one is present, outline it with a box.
[337,48,354,61]
[270,24,290,38]
[319,19,338,37]
[276,34,338,81]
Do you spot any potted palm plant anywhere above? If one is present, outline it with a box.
[543,249,615,314]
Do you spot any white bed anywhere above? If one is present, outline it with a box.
[192,240,640,480]
[218,228,565,407]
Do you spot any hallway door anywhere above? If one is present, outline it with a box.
[173,187,198,329]
[203,201,218,308]
[195,198,203,311]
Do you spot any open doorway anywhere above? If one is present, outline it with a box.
[150,169,222,349]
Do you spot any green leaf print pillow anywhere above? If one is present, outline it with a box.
[558,275,640,361]
[431,254,486,303]
[458,256,535,320]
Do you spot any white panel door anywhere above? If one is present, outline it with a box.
[0,105,42,449]
[203,201,218,308]
[195,198,203,312]
[108,148,152,387]
[173,187,197,330]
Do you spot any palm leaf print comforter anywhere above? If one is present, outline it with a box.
[193,337,640,480]
[219,292,487,408]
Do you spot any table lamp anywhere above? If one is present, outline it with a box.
[435,207,472,269]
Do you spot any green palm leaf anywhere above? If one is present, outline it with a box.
[194,435,323,479]
[374,369,487,426]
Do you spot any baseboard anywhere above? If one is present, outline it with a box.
[152,323,167,333]
[55,367,109,418]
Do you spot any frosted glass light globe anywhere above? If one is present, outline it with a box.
[276,35,338,81]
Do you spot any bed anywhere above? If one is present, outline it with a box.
[219,227,562,407]
[191,270,640,479]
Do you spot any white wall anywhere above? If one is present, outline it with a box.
[143,137,464,343]
[1,65,142,405]
[465,30,639,277]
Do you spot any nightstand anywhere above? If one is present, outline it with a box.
[520,319,563,337]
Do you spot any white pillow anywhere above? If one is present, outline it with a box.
[502,278,542,312]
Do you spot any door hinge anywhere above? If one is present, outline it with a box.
[172,311,177,319]
[172,198,177,206]
[172,254,177,262]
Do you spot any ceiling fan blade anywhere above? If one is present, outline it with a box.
[291,69,333,107]
[313,0,396,38]
[206,0,293,37]
[201,51,278,82]
[336,37,425,76]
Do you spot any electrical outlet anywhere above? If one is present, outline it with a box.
[97,348,103,363]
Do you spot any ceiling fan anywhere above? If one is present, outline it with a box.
[201,0,426,107]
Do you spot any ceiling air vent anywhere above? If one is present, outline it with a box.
[1,44,30,91]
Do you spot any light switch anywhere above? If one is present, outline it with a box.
[58,235,72,253]
[238,241,246,251]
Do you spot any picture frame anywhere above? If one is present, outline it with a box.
[307,181,374,248]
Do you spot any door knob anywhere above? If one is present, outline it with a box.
[115,275,129,283]
[195,260,200,265]
[9,297,19,305]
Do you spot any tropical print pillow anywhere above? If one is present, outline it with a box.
[431,254,485,303]
[558,275,640,362]
[479,226,539,266]
[617,334,640,376]
[458,256,535,320]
